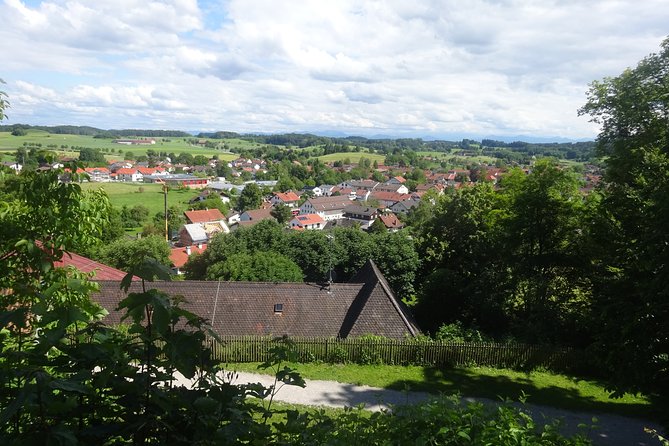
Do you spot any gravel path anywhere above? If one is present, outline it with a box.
[216,371,665,446]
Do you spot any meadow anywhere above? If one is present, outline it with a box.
[316,152,386,164]
[0,130,244,161]
[80,182,199,216]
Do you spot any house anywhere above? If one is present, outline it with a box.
[299,196,353,221]
[115,167,143,182]
[390,198,421,214]
[376,183,409,194]
[184,209,226,225]
[143,174,208,189]
[343,204,379,230]
[318,184,335,196]
[354,189,371,201]
[113,138,156,145]
[2,161,22,173]
[178,224,208,247]
[170,243,207,275]
[302,186,323,197]
[339,180,379,192]
[84,167,111,182]
[378,213,405,232]
[92,259,420,339]
[289,213,325,231]
[369,191,412,207]
[238,207,276,227]
[270,191,301,208]
[386,176,406,185]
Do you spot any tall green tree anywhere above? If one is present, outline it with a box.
[96,235,172,273]
[270,203,293,225]
[579,37,669,399]
[414,184,505,334]
[237,182,264,212]
[498,161,590,344]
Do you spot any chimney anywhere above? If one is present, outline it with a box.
[186,246,191,255]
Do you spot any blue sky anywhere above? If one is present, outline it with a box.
[1,0,667,141]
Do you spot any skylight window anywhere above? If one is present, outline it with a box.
[274,303,283,313]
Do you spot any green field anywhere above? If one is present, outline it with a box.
[317,152,386,164]
[80,182,198,216]
[0,130,242,161]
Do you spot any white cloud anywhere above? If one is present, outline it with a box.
[1,0,668,139]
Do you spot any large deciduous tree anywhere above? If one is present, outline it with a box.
[498,161,591,344]
[237,182,263,212]
[579,37,669,400]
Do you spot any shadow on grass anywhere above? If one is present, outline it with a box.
[379,366,659,422]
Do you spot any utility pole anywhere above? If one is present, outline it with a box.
[162,181,168,241]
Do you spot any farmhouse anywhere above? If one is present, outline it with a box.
[299,195,353,221]
[92,259,420,339]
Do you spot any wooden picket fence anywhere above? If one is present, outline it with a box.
[208,336,580,372]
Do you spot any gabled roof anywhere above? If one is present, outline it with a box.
[170,244,207,269]
[378,213,404,230]
[116,167,138,175]
[238,207,275,227]
[303,195,353,211]
[343,204,378,217]
[369,191,411,203]
[273,191,300,202]
[181,224,208,243]
[55,251,138,281]
[92,260,419,339]
[184,208,226,224]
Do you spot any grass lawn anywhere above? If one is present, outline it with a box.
[226,362,657,421]
[80,182,198,216]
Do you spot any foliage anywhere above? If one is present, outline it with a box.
[78,146,106,163]
[95,234,172,272]
[294,396,591,445]
[207,251,304,282]
[120,203,150,227]
[435,322,488,343]
[579,37,669,402]
[237,182,263,212]
[497,161,591,344]
[270,203,293,224]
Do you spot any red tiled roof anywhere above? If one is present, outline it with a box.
[273,191,300,202]
[84,167,110,174]
[378,213,404,229]
[370,191,411,203]
[55,251,138,281]
[184,209,226,224]
[170,244,207,269]
[116,167,138,175]
[290,213,324,228]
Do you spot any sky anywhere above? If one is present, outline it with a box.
[1,0,667,141]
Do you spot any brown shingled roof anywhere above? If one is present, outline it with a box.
[92,260,419,339]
